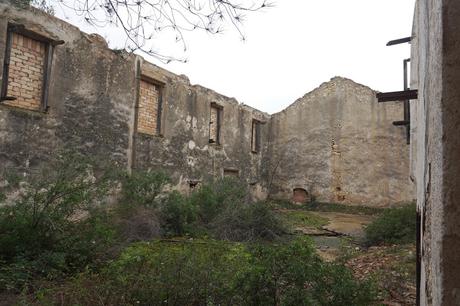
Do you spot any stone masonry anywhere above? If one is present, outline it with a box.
[410,0,460,304]
[0,3,413,207]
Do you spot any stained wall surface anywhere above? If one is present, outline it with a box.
[268,77,413,207]
[0,2,412,206]
[410,0,460,304]
[0,3,270,200]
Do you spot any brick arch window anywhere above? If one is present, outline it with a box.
[1,24,61,111]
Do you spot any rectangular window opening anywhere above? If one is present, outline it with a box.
[137,77,163,136]
[223,168,239,177]
[209,102,222,144]
[1,28,53,111]
[251,119,262,153]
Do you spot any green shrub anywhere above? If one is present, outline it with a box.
[40,238,375,306]
[120,170,169,208]
[189,177,247,223]
[365,203,416,245]
[239,237,376,306]
[0,156,116,292]
[211,201,286,242]
[159,191,196,237]
[115,206,161,243]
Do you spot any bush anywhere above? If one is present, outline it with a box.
[240,237,376,306]
[365,203,416,246]
[120,170,169,208]
[211,201,286,242]
[158,191,196,237]
[189,177,248,223]
[115,206,161,243]
[39,238,375,306]
[0,156,116,292]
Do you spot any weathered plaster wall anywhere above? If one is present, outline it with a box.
[269,77,413,207]
[133,60,270,196]
[0,3,136,174]
[411,0,460,304]
[1,3,412,206]
[0,3,270,199]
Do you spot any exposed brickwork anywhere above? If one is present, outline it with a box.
[138,79,160,135]
[209,105,219,143]
[5,33,46,111]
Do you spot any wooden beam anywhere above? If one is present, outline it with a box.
[377,90,418,102]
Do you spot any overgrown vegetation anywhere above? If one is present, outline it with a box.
[364,203,416,246]
[0,158,379,305]
[0,155,117,291]
[33,238,375,306]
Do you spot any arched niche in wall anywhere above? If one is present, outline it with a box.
[292,188,309,204]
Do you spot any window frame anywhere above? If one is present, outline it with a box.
[1,23,59,112]
[138,75,165,136]
[209,102,223,145]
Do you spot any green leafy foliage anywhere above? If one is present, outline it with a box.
[158,191,196,237]
[189,177,247,223]
[1,166,377,304]
[41,238,375,306]
[0,155,117,291]
[365,203,416,245]
[120,170,170,208]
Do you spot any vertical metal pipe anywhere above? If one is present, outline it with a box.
[404,59,411,144]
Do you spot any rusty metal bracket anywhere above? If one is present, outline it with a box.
[386,36,412,46]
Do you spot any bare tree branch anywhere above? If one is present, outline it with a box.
[29,0,274,63]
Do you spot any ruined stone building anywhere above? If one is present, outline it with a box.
[0,3,413,208]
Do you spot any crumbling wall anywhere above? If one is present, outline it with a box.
[0,3,136,174]
[268,77,413,206]
[1,3,412,206]
[0,3,270,199]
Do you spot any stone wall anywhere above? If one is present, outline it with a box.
[410,0,460,304]
[133,60,270,196]
[0,3,270,199]
[268,77,413,207]
[0,3,412,206]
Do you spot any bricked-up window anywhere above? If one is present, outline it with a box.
[209,102,222,144]
[1,28,53,111]
[251,119,261,153]
[137,78,163,136]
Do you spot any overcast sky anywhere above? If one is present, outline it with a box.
[55,0,416,114]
